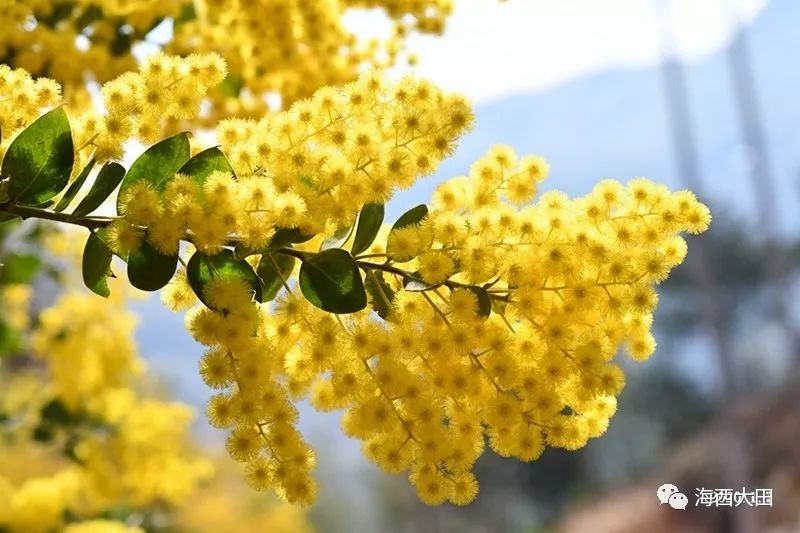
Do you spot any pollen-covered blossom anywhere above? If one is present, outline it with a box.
[75,52,227,161]
[0,289,213,531]
[1,0,456,121]
[0,65,62,162]
[169,0,454,117]
[155,133,709,506]
[30,292,144,410]
[112,71,473,256]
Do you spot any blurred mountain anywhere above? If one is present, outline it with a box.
[391,0,800,236]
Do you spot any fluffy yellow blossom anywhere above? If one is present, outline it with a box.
[0,50,710,510]
[164,141,709,507]
[30,292,142,409]
[115,72,473,256]
[1,0,457,123]
[0,65,62,162]
[0,285,213,531]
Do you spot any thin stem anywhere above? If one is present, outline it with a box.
[366,269,392,311]
[0,202,116,230]
[267,252,292,293]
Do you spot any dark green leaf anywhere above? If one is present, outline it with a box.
[54,156,95,212]
[82,231,113,297]
[75,5,103,28]
[116,132,190,213]
[127,239,177,291]
[3,107,74,204]
[72,162,125,217]
[390,204,428,232]
[174,2,196,26]
[257,252,295,302]
[178,146,234,186]
[351,203,384,256]
[32,424,54,442]
[187,249,262,310]
[40,3,74,27]
[299,249,367,314]
[364,270,394,319]
[40,399,76,426]
[0,253,41,284]
[63,435,85,465]
[0,319,21,358]
[321,223,354,251]
[218,74,244,98]
[110,27,132,56]
[402,271,441,292]
[468,286,492,318]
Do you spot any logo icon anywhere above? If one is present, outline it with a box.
[657,483,687,509]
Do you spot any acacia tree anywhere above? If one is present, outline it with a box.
[0,0,710,511]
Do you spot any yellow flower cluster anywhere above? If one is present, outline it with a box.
[63,521,144,533]
[174,453,314,533]
[180,282,320,506]
[1,32,711,508]
[75,390,214,508]
[0,288,213,531]
[153,146,709,507]
[1,0,456,123]
[0,467,84,533]
[0,284,31,330]
[170,0,454,116]
[75,52,227,161]
[0,64,61,162]
[30,292,144,410]
[321,147,710,505]
[0,0,178,87]
[113,72,473,256]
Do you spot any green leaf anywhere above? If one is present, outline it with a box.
[75,5,103,28]
[298,174,317,191]
[40,399,77,426]
[351,203,384,256]
[187,249,262,310]
[127,239,177,292]
[257,252,295,302]
[364,270,394,319]
[82,231,113,297]
[321,223,354,251]
[32,424,54,443]
[174,2,196,26]
[0,253,41,284]
[178,146,234,186]
[234,227,313,260]
[299,249,367,314]
[40,3,75,27]
[116,132,190,214]
[54,156,95,212]
[402,271,441,292]
[468,286,492,319]
[3,107,74,204]
[390,204,428,232]
[72,162,125,217]
[0,319,21,358]
[218,74,244,98]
